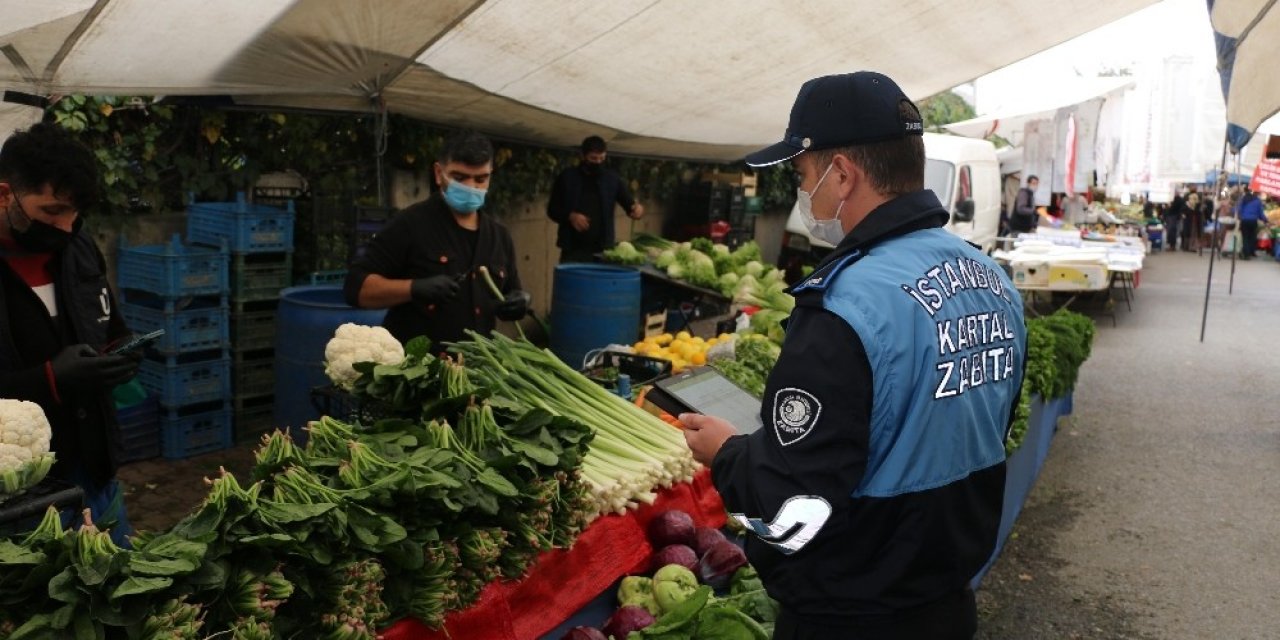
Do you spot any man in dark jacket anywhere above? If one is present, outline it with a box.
[1010,175,1039,233]
[546,135,644,263]
[1165,190,1187,251]
[0,124,138,544]
[682,72,1026,640]
[345,130,529,348]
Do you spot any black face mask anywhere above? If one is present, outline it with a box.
[6,199,78,254]
[583,161,604,175]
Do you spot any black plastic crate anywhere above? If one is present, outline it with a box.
[310,385,402,424]
[0,477,84,538]
[581,350,673,391]
[232,348,275,398]
[234,394,277,444]
[231,253,292,302]
[230,300,279,352]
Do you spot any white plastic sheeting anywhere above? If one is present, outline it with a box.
[0,0,1159,160]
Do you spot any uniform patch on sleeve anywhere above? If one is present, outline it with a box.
[773,387,822,446]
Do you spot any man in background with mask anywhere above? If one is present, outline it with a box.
[682,72,1027,640]
[0,123,139,544]
[345,130,528,347]
[547,135,644,263]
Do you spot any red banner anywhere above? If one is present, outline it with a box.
[1249,159,1280,198]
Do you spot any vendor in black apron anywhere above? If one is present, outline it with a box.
[344,130,529,348]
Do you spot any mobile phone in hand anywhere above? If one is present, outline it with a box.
[103,329,165,356]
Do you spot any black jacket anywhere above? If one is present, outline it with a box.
[546,164,636,252]
[344,194,521,347]
[0,233,130,487]
[1011,187,1037,232]
[712,192,1016,623]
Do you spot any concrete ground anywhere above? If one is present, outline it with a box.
[977,249,1280,640]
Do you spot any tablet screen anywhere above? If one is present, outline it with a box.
[658,367,763,434]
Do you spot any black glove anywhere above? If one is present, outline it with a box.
[49,344,139,393]
[495,290,531,321]
[410,275,461,305]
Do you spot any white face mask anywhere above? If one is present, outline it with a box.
[797,162,847,245]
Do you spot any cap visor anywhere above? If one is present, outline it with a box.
[744,140,805,167]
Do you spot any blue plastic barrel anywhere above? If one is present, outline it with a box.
[549,264,641,369]
[273,286,386,440]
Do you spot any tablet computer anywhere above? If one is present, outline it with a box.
[646,366,763,434]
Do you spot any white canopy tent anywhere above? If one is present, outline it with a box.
[0,0,1159,161]
[943,77,1134,148]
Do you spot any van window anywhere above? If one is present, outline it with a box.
[955,165,973,210]
[924,159,954,205]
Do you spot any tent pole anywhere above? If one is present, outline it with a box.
[1228,151,1244,295]
[1199,137,1230,342]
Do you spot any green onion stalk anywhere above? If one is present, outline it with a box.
[450,333,698,519]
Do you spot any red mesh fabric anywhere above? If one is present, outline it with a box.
[382,470,726,640]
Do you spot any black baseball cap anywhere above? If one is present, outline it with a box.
[745,71,923,167]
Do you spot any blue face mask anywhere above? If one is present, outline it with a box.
[442,178,486,213]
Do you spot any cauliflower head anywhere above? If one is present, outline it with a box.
[0,399,50,460]
[0,399,54,498]
[324,323,405,391]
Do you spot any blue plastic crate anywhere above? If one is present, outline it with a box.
[117,396,160,463]
[307,270,348,286]
[187,192,296,253]
[120,296,229,355]
[161,402,232,459]
[117,235,229,298]
[138,351,232,407]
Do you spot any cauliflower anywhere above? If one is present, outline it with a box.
[324,323,405,391]
[0,399,54,499]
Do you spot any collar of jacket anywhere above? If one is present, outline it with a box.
[790,190,950,294]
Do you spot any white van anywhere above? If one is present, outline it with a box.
[777,132,1002,277]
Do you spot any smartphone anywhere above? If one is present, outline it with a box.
[103,329,165,356]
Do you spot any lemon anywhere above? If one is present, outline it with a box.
[691,352,707,366]
[676,331,692,342]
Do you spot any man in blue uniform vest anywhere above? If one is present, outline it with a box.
[683,72,1028,640]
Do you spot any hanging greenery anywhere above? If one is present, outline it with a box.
[48,96,773,219]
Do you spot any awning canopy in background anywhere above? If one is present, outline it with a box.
[1209,0,1280,152]
[0,0,1159,161]
[943,78,1133,147]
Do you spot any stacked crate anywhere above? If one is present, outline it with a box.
[117,235,232,459]
[187,193,295,444]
